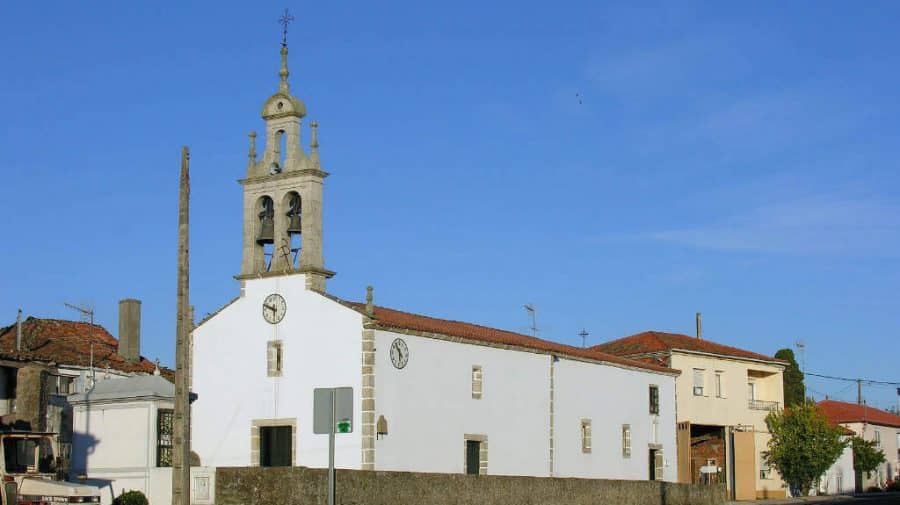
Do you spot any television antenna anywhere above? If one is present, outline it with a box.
[523,304,538,337]
[64,302,94,324]
[579,329,589,348]
[794,339,806,372]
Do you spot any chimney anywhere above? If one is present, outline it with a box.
[16,309,22,351]
[695,312,702,339]
[118,299,141,363]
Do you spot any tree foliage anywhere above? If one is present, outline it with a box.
[774,348,805,407]
[764,402,847,496]
[851,436,886,479]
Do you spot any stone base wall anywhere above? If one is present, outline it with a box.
[216,466,726,505]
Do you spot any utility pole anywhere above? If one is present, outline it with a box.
[579,329,589,348]
[171,146,192,505]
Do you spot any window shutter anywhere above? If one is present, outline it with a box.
[654,451,664,480]
[581,419,592,453]
[622,424,631,457]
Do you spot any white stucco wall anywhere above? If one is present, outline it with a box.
[374,331,550,476]
[818,441,855,495]
[374,329,678,481]
[192,274,365,469]
[554,358,677,481]
[70,397,172,505]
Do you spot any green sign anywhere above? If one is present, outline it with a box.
[336,419,352,433]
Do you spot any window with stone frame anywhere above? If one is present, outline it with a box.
[471,365,483,399]
[649,385,659,414]
[581,419,592,453]
[157,408,174,467]
[622,424,631,458]
[267,340,283,377]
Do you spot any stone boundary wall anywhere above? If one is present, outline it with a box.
[216,467,726,505]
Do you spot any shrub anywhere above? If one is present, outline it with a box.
[865,485,883,493]
[113,490,148,505]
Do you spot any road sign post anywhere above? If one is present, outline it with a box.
[314,387,353,505]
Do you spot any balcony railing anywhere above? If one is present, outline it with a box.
[748,399,781,411]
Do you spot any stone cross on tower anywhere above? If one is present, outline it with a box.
[237,12,334,292]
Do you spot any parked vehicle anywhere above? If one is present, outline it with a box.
[0,429,100,505]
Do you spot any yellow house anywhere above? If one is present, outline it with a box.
[593,331,787,500]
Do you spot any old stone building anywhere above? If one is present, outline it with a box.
[0,300,169,471]
[191,40,681,481]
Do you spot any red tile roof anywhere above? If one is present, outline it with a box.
[0,317,163,376]
[591,331,785,364]
[341,302,678,375]
[818,399,900,428]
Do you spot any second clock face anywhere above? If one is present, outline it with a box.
[262,293,287,324]
[389,338,409,369]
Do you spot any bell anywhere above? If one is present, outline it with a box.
[256,215,275,244]
[287,214,302,234]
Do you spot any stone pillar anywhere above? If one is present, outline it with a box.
[118,299,141,363]
[361,327,376,469]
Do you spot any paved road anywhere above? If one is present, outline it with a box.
[731,493,900,505]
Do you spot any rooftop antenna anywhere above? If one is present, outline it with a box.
[579,329,589,348]
[64,302,94,324]
[794,339,806,372]
[524,304,537,337]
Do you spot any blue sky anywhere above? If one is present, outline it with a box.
[2,1,898,410]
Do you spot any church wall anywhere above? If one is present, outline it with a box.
[553,358,677,481]
[191,274,365,469]
[373,330,551,476]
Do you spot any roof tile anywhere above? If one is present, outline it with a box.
[591,331,784,364]
[818,399,900,429]
[0,317,163,376]
[342,302,677,375]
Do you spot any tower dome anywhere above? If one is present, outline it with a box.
[261,45,306,119]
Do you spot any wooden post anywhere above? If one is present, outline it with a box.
[172,146,192,505]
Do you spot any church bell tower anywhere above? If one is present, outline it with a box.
[238,29,334,292]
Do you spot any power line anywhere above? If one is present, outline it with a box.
[804,371,900,386]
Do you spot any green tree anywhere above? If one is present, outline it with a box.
[775,348,805,407]
[764,402,847,496]
[851,436,885,479]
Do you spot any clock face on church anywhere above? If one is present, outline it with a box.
[262,293,286,324]
[389,338,409,369]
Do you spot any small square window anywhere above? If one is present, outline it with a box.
[267,340,283,377]
[581,419,592,453]
[622,424,631,458]
[471,366,483,399]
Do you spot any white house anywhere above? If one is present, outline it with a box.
[69,375,214,505]
[819,399,900,490]
[817,430,855,495]
[190,39,680,482]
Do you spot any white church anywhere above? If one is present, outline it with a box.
[191,40,680,482]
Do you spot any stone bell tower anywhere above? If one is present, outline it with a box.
[238,36,334,292]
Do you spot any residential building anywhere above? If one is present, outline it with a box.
[816,423,855,495]
[0,300,168,473]
[818,399,900,490]
[69,375,213,505]
[190,40,681,481]
[592,331,787,500]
